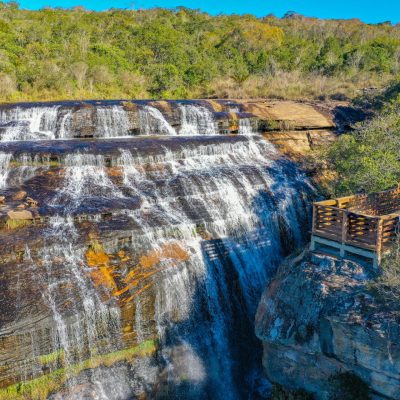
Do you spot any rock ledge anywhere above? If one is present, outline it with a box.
[255,252,400,399]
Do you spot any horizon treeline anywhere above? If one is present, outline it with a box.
[1,2,400,101]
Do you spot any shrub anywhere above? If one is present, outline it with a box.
[326,104,400,196]
[370,238,400,308]
[329,372,370,400]
[271,384,314,400]
[0,6,399,101]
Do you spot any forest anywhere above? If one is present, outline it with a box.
[0,2,400,101]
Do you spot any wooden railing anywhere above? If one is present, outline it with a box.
[312,186,400,264]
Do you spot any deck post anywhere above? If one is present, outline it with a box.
[311,203,317,234]
[310,185,399,268]
[310,203,317,251]
[340,210,348,257]
[375,218,384,268]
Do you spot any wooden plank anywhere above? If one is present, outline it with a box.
[312,203,317,234]
[376,219,384,264]
[314,199,337,206]
[345,240,376,250]
[312,186,399,263]
[342,210,348,245]
[316,224,342,231]
[313,230,342,242]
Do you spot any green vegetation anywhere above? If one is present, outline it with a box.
[0,339,157,400]
[321,81,400,307]
[37,349,65,367]
[0,3,400,101]
[328,372,371,400]
[324,95,400,196]
[370,239,400,308]
[5,218,32,229]
[271,384,314,400]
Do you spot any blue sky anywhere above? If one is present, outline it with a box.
[15,0,400,24]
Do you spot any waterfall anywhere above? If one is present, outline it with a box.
[50,153,125,214]
[239,118,255,135]
[0,102,259,140]
[0,106,58,141]
[0,103,312,400]
[0,152,11,188]
[139,105,176,135]
[96,106,132,137]
[179,105,217,135]
[36,218,123,387]
[58,109,72,139]
[109,138,311,398]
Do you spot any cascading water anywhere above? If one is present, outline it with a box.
[179,105,217,135]
[51,153,124,211]
[0,152,11,188]
[0,101,312,400]
[139,105,177,136]
[0,101,261,141]
[96,106,132,138]
[0,106,59,141]
[239,118,255,135]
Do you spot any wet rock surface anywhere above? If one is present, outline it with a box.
[0,99,318,400]
[0,98,366,155]
[255,252,400,400]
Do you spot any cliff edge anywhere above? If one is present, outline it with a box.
[255,252,400,399]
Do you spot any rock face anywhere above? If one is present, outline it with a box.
[0,98,367,399]
[255,252,400,400]
[240,100,335,130]
[0,99,367,155]
[0,123,314,399]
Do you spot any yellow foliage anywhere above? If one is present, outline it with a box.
[239,21,284,48]
[6,218,32,230]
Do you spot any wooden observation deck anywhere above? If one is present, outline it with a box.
[311,186,400,268]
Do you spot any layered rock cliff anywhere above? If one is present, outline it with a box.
[0,98,368,399]
[255,252,400,399]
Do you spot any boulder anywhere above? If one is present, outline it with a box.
[255,252,400,400]
[26,197,38,208]
[7,210,33,220]
[12,191,27,201]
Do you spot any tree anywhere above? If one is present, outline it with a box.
[71,62,88,89]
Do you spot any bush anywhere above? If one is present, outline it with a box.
[370,238,400,308]
[271,384,314,400]
[0,5,399,101]
[329,372,370,400]
[326,102,400,196]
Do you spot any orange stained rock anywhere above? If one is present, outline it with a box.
[108,167,123,177]
[112,243,190,298]
[206,100,223,112]
[85,243,118,291]
[139,243,189,269]
[90,266,118,291]
[86,248,110,267]
[123,282,154,303]
[114,265,167,297]
[142,163,166,173]
[85,240,190,302]
[118,250,130,262]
